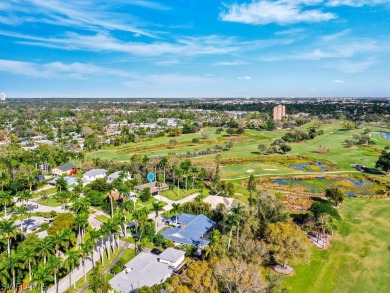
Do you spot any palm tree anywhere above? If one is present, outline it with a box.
[100,223,112,261]
[47,254,62,293]
[56,175,68,192]
[17,189,32,206]
[37,236,55,265]
[121,199,135,237]
[223,213,238,251]
[0,191,13,217]
[0,219,18,255]
[21,246,36,282]
[64,249,80,291]
[106,183,115,218]
[113,212,126,239]
[17,205,29,234]
[32,264,52,293]
[159,156,168,183]
[74,212,89,245]
[76,152,84,170]
[0,171,7,191]
[6,250,19,293]
[80,242,92,282]
[180,160,192,191]
[132,208,148,237]
[89,229,101,266]
[174,167,183,198]
[172,203,183,226]
[69,198,90,215]
[231,203,245,243]
[152,201,162,232]
[0,255,10,290]
[189,166,198,189]
[56,191,70,210]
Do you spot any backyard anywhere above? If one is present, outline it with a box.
[285,198,390,293]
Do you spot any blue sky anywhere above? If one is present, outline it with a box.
[0,0,390,97]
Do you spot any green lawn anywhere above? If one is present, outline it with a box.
[33,187,56,198]
[285,198,390,293]
[136,196,167,212]
[37,197,62,207]
[161,188,200,201]
[95,214,110,223]
[88,122,388,177]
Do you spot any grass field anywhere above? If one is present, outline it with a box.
[136,196,167,212]
[88,122,388,178]
[37,196,62,207]
[161,187,200,200]
[284,198,390,293]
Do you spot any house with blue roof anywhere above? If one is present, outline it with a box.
[161,213,215,247]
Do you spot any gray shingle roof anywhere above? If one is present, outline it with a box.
[57,163,76,172]
[109,252,171,293]
[84,169,107,177]
[158,248,185,263]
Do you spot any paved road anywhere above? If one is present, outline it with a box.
[158,192,200,212]
[16,201,102,229]
[47,236,133,293]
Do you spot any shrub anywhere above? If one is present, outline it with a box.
[48,213,75,235]
[309,202,341,220]
[140,187,152,202]
[86,190,106,206]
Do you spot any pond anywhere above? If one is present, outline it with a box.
[271,176,378,197]
[372,132,390,140]
[290,161,327,172]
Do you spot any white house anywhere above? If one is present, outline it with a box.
[82,169,107,185]
[158,248,186,268]
[109,248,185,293]
[107,171,132,184]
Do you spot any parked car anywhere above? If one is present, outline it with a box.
[151,248,162,255]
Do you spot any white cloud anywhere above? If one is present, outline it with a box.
[321,29,351,41]
[0,30,293,58]
[220,0,336,25]
[127,0,171,10]
[213,60,248,66]
[0,59,129,78]
[333,79,345,83]
[333,58,376,73]
[296,40,380,60]
[326,0,390,7]
[237,76,252,80]
[0,0,156,37]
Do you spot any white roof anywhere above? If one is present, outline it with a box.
[158,248,185,263]
[109,252,171,293]
[203,195,234,210]
[84,169,107,177]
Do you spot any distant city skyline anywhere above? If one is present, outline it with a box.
[1,1,390,98]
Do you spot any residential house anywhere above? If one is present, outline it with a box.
[109,248,185,293]
[107,171,132,184]
[158,248,185,268]
[161,213,215,247]
[135,181,169,196]
[51,163,77,176]
[203,195,234,210]
[82,169,107,185]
